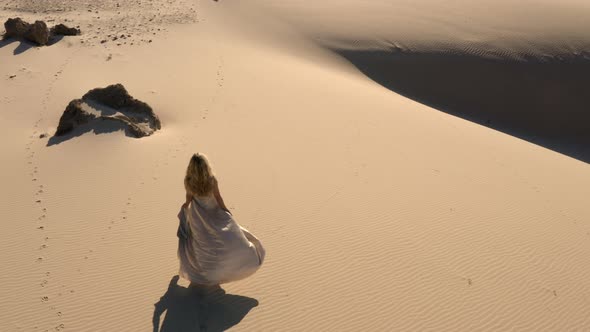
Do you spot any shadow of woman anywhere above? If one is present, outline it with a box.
[153,275,259,332]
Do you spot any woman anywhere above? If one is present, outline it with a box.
[177,153,265,287]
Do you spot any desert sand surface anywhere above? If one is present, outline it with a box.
[1,0,590,331]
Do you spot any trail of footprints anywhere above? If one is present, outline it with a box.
[26,55,75,331]
[194,56,225,128]
[216,59,224,88]
[26,49,195,330]
[105,196,134,233]
[153,134,189,174]
[209,56,224,106]
[28,134,64,332]
[106,132,188,235]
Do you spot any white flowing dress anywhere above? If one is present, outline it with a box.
[177,194,265,285]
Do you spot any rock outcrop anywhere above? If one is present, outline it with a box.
[3,18,81,46]
[55,84,161,139]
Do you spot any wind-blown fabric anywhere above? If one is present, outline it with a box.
[177,195,265,285]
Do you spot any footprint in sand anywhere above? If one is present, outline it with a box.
[216,60,225,87]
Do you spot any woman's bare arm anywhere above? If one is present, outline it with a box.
[182,192,191,209]
[213,179,231,214]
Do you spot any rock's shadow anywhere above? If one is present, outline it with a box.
[48,35,64,46]
[0,37,34,55]
[153,275,259,332]
[1,35,66,55]
[46,120,133,146]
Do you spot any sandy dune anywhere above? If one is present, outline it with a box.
[247,0,590,160]
[1,0,590,331]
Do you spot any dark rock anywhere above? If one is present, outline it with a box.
[55,84,161,138]
[54,100,96,136]
[4,18,50,45]
[51,24,80,36]
[23,20,49,45]
[4,18,80,46]
[4,17,30,38]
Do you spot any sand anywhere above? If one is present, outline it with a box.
[1,0,590,331]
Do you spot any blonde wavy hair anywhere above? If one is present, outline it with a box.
[184,153,216,196]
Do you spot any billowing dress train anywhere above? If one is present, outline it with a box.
[177,194,265,285]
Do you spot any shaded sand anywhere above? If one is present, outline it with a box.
[1,0,590,331]
[335,50,590,161]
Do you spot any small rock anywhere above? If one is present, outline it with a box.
[51,23,80,36]
[23,21,50,45]
[4,17,30,38]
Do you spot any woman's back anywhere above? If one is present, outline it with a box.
[192,193,219,210]
[178,153,265,286]
[178,196,265,285]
